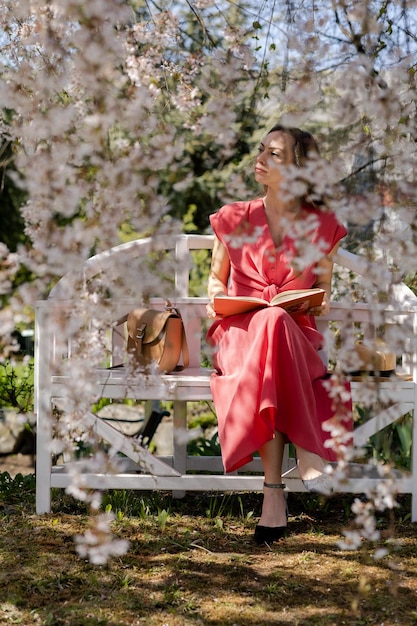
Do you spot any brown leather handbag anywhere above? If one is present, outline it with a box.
[349,340,396,377]
[126,301,189,373]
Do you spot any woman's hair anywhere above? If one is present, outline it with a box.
[267,124,320,167]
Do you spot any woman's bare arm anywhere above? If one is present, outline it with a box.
[311,242,340,316]
[207,236,230,318]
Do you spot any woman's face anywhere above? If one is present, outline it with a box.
[254,130,295,189]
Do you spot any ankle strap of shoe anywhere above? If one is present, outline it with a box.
[264,482,286,489]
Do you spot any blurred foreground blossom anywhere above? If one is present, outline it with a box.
[75,513,129,565]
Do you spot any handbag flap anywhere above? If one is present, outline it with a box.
[127,308,179,345]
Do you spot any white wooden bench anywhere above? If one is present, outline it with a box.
[35,234,417,519]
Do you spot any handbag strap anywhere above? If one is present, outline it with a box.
[175,322,189,371]
[168,302,189,371]
[133,321,147,355]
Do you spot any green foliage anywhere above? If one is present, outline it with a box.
[160,142,251,234]
[100,490,173,519]
[91,397,138,413]
[404,271,417,297]
[157,508,170,531]
[189,249,211,297]
[0,471,36,505]
[0,122,34,306]
[188,413,217,431]
[100,490,256,525]
[182,204,199,233]
[356,406,412,471]
[205,493,236,519]
[0,131,28,252]
[187,430,221,457]
[0,360,34,413]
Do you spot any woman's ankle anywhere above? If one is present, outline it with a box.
[259,485,287,527]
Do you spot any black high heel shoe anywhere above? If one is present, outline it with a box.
[254,482,288,545]
[254,524,287,545]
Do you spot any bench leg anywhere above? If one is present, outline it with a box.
[412,386,417,522]
[35,307,53,514]
[172,400,187,498]
[36,399,52,514]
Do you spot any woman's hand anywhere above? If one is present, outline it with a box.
[206,302,218,320]
[206,291,227,320]
[309,292,330,316]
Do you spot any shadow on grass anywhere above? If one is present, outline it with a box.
[1,475,416,625]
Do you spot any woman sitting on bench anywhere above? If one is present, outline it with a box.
[206,124,352,545]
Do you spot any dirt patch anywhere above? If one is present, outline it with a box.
[0,452,34,477]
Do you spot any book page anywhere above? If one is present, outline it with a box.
[270,288,325,308]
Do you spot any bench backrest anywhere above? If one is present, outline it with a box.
[43,234,417,378]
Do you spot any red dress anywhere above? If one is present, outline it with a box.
[207,198,352,473]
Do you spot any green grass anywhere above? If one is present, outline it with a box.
[1,471,417,625]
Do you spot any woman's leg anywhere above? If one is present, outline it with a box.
[295,445,327,481]
[294,445,333,494]
[258,431,287,528]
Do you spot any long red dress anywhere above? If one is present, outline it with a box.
[207,197,352,473]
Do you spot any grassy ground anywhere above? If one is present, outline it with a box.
[1,472,416,626]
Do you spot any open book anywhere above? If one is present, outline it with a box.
[213,288,325,317]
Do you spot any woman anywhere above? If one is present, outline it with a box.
[206,124,352,545]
